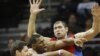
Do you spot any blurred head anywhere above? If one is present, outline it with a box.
[68,14,77,24]
[85,19,92,28]
[8,38,14,49]
[11,40,28,56]
[53,21,68,39]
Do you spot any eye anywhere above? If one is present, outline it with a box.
[38,39,44,44]
[58,26,62,29]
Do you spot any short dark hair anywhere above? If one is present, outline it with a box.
[54,20,68,27]
[11,40,27,56]
[27,34,41,48]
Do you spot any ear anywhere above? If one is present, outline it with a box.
[16,50,21,56]
[65,27,68,32]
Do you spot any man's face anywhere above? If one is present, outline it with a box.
[21,46,29,56]
[32,36,49,52]
[32,36,45,49]
[53,22,68,39]
[16,46,29,56]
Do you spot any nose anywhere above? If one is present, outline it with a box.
[56,28,60,32]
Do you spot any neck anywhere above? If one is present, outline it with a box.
[57,35,67,40]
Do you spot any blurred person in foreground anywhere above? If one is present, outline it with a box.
[3,37,15,56]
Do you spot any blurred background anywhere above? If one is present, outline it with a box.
[0,0,100,56]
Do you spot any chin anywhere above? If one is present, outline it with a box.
[57,36,63,39]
